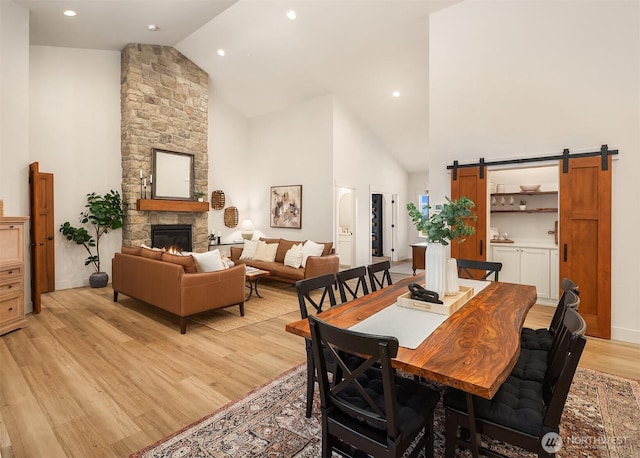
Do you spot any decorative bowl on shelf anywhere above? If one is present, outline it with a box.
[519,184,541,192]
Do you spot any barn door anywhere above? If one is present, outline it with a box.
[559,156,611,339]
[450,166,487,263]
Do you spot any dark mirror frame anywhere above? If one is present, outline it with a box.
[152,148,194,200]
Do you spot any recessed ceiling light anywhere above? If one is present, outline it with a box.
[392,90,401,97]
[63,10,76,17]
[147,24,159,32]
[286,9,296,20]
[217,49,226,57]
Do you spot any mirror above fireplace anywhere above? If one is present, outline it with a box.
[152,148,194,200]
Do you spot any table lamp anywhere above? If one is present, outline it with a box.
[241,219,255,240]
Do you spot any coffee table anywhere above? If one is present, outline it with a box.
[245,267,270,300]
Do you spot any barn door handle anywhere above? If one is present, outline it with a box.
[563,244,568,262]
[479,240,483,256]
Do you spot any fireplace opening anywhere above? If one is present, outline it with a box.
[151,224,192,252]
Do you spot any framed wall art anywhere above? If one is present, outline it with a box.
[270,185,302,229]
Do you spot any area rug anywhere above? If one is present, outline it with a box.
[190,272,411,333]
[131,364,639,458]
[189,281,300,332]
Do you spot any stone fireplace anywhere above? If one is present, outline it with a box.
[120,44,209,252]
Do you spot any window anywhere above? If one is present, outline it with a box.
[417,194,429,237]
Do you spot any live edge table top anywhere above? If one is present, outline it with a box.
[285,275,536,399]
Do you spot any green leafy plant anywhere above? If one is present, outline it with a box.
[59,190,125,272]
[519,199,527,205]
[406,196,477,245]
[193,191,206,199]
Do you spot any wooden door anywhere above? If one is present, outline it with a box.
[450,166,487,263]
[29,162,55,313]
[560,156,611,339]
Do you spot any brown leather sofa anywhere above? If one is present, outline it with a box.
[230,238,339,284]
[112,251,245,334]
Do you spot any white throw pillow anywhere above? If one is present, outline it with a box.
[191,249,227,272]
[239,239,259,260]
[141,243,163,251]
[301,240,324,267]
[284,243,304,269]
[253,240,279,262]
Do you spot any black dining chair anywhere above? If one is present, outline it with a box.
[336,266,370,303]
[309,315,440,458]
[367,260,392,292]
[444,307,587,458]
[521,277,580,352]
[511,289,580,383]
[295,273,338,418]
[456,258,502,281]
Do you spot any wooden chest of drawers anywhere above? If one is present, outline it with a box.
[0,217,29,335]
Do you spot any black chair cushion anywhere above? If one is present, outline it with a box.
[443,376,545,436]
[520,327,554,351]
[337,367,440,434]
[510,348,548,382]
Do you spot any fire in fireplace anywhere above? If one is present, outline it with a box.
[151,224,192,252]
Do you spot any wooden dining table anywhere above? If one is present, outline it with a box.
[285,274,537,457]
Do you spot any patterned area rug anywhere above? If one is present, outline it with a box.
[131,364,639,457]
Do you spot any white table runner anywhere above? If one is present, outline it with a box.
[348,279,490,349]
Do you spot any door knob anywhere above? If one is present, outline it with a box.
[47,236,54,240]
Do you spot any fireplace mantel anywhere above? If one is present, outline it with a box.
[136,199,209,213]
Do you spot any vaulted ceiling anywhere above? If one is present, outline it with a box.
[15,0,460,172]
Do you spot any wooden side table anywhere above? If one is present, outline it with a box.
[410,243,427,275]
[245,268,270,300]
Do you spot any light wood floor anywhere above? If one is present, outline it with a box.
[1,282,638,458]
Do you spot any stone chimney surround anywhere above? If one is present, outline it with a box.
[120,43,209,252]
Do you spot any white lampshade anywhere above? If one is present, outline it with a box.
[241,219,254,240]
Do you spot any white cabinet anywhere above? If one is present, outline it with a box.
[550,249,559,301]
[338,235,352,267]
[491,244,558,303]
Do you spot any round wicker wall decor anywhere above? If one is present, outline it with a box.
[224,206,239,228]
[211,190,225,210]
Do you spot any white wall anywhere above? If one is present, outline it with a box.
[333,100,409,265]
[0,1,30,216]
[29,46,122,290]
[429,1,640,342]
[208,90,250,242]
[247,95,335,243]
[0,1,31,310]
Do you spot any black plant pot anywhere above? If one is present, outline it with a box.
[89,271,109,288]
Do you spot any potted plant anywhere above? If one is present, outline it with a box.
[407,196,476,245]
[59,190,125,288]
[194,191,206,202]
[519,199,527,211]
[407,196,477,296]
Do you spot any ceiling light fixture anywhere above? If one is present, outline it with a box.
[286,9,297,20]
[392,90,401,97]
[63,10,76,17]
[147,24,159,31]
[217,49,226,57]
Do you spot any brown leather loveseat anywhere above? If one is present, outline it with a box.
[229,238,339,284]
[112,249,245,334]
